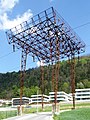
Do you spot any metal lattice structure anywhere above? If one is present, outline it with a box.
[6,7,85,112]
[6,7,85,62]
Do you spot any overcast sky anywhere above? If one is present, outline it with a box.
[0,0,90,73]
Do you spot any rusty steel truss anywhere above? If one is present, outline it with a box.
[6,7,85,111]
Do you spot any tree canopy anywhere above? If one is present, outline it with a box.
[0,55,90,99]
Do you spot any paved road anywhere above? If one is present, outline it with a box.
[4,112,53,120]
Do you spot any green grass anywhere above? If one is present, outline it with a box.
[0,102,90,119]
[54,108,90,120]
[60,102,90,110]
[23,105,52,113]
[0,110,17,119]
[23,102,90,114]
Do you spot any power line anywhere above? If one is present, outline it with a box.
[0,44,90,61]
[0,43,90,61]
[0,50,19,59]
[73,22,90,29]
[86,45,90,47]
[0,51,13,59]
[0,22,90,60]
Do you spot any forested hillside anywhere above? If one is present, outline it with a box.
[0,55,90,99]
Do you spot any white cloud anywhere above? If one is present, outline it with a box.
[0,0,19,13]
[0,0,33,30]
[0,9,33,30]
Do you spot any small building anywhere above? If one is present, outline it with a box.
[30,94,50,104]
[0,99,12,106]
[12,88,90,107]
[0,99,3,106]
[49,91,72,102]
[75,88,90,101]
[12,97,30,107]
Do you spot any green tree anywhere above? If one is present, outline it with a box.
[62,82,69,93]
[77,82,85,89]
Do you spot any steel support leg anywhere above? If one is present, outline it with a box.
[40,64,44,111]
[70,57,75,109]
[20,49,27,115]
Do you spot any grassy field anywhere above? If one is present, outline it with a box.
[23,102,90,113]
[23,105,52,113]
[54,108,90,120]
[0,102,90,119]
[60,102,90,110]
[0,110,17,120]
